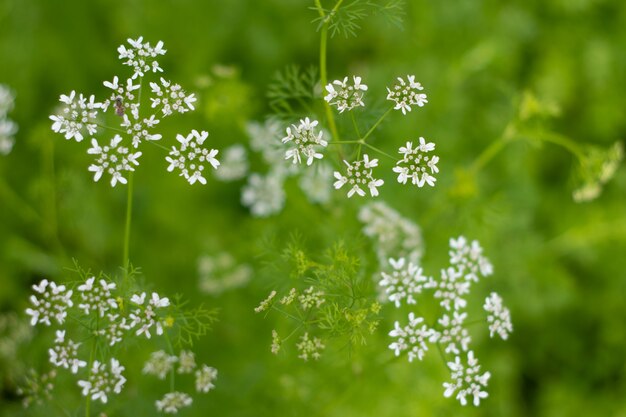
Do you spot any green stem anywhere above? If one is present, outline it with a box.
[122,172,134,281]
[470,124,516,173]
[362,142,395,160]
[328,140,362,145]
[85,342,97,417]
[538,131,585,160]
[361,108,393,142]
[350,112,361,138]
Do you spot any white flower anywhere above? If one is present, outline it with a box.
[178,350,197,374]
[437,311,472,355]
[271,330,281,354]
[298,286,325,310]
[143,350,178,379]
[443,351,490,406]
[279,288,297,306]
[88,135,142,187]
[299,162,333,204]
[96,313,130,346]
[48,330,86,374]
[155,391,193,413]
[241,172,286,217]
[195,364,218,393]
[77,277,118,317]
[0,84,17,156]
[448,236,493,282]
[150,77,197,116]
[166,130,220,185]
[118,37,167,79]
[246,119,286,165]
[333,154,384,197]
[214,144,248,181]
[393,138,439,187]
[324,76,368,113]
[282,117,327,165]
[425,267,470,311]
[119,103,162,148]
[101,76,140,114]
[388,312,438,362]
[386,75,428,115]
[254,290,276,313]
[379,257,429,307]
[483,292,513,340]
[25,279,73,326]
[128,291,170,338]
[78,358,126,404]
[0,84,15,117]
[296,332,325,361]
[49,90,101,142]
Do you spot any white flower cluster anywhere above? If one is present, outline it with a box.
[25,280,73,326]
[144,349,217,413]
[386,75,428,115]
[282,117,328,166]
[381,236,512,406]
[296,332,325,361]
[16,369,57,408]
[333,154,384,197]
[324,76,368,113]
[129,292,171,338]
[78,358,126,404]
[49,330,86,374]
[49,36,220,186]
[573,141,623,203]
[298,286,326,310]
[197,252,252,296]
[393,138,439,187]
[0,84,18,155]
[213,144,249,181]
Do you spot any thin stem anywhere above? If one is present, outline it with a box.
[362,142,395,160]
[122,172,134,281]
[538,131,585,160]
[361,107,393,142]
[470,124,516,173]
[328,140,362,145]
[350,112,361,138]
[94,123,126,134]
[85,341,97,417]
[147,140,171,152]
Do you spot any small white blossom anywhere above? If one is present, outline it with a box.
[143,350,178,379]
[386,75,428,115]
[299,162,333,204]
[25,279,73,326]
[150,77,197,116]
[96,313,130,346]
[77,277,117,317]
[117,36,166,79]
[120,105,162,148]
[388,312,438,362]
[296,332,325,361]
[483,292,513,340]
[101,76,140,113]
[0,84,17,155]
[247,119,286,165]
[77,358,126,404]
[282,117,327,166]
[280,288,297,306]
[443,351,491,406]
[449,236,493,282]
[213,144,248,181]
[88,135,142,187]
[324,76,368,113]
[298,286,325,310]
[178,350,196,374]
[425,267,470,311]
[437,311,472,355]
[333,154,384,198]
[155,391,193,414]
[271,330,281,354]
[166,130,220,185]
[393,138,439,187]
[241,172,286,217]
[48,330,86,374]
[128,292,170,338]
[379,258,429,307]
[49,91,101,142]
[195,364,218,393]
[254,290,277,313]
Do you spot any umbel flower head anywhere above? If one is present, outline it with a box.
[324,76,368,113]
[333,154,384,198]
[393,138,440,187]
[49,36,220,187]
[282,117,327,165]
[77,358,126,404]
[25,279,73,326]
[386,75,428,115]
[0,84,18,155]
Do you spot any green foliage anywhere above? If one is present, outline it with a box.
[267,65,319,120]
[313,0,406,38]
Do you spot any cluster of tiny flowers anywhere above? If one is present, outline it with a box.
[197,252,252,295]
[282,117,328,165]
[0,84,18,155]
[49,37,220,186]
[242,172,286,217]
[166,130,220,185]
[334,154,384,197]
[213,144,249,181]
[298,286,325,310]
[270,330,282,354]
[483,292,513,340]
[296,332,325,361]
[78,358,126,404]
[144,350,179,379]
[393,139,439,187]
[324,76,368,113]
[16,369,57,408]
[25,280,73,326]
[156,392,193,413]
[382,236,512,406]
[129,292,170,338]
[48,330,86,374]
[386,75,428,115]
[77,277,118,316]
[573,141,623,203]
[254,290,277,313]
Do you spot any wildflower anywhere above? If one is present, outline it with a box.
[299,162,333,204]
[393,139,439,187]
[296,332,325,361]
[155,391,193,413]
[213,144,249,181]
[379,257,429,307]
[241,172,286,217]
[425,267,470,311]
[195,364,218,393]
[149,77,197,117]
[443,351,490,406]
[166,130,220,185]
[143,350,178,379]
[48,330,86,374]
[388,312,438,362]
[78,358,126,404]
[282,117,327,165]
[298,286,325,310]
[101,76,140,114]
[280,288,297,305]
[128,292,170,338]
[324,76,368,113]
[483,292,513,340]
[197,253,252,295]
[120,105,163,148]
[77,277,118,317]
[25,279,73,326]
[88,135,142,187]
[448,236,493,282]
[573,141,623,202]
[333,154,384,197]
[0,84,17,155]
[49,91,101,142]
[254,290,277,313]
[96,313,130,346]
[437,311,472,355]
[178,351,197,374]
[117,36,166,79]
[386,75,428,115]
[271,330,281,354]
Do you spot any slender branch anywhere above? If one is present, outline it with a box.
[122,172,134,281]
[361,107,393,142]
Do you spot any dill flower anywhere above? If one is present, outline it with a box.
[483,292,513,340]
[333,154,384,197]
[282,117,327,166]
[143,350,178,380]
[48,330,86,374]
[77,358,126,404]
[379,257,428,307]
[393,138,439,187]
[443,351,491,406]
[195,364,218,393]
[25,279,73,326]
[324,76,368,113]
[87,135,142,187]
[155,391,193,413]
[386,75,428,114]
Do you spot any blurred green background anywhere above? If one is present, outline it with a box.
[1,0,626,416]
